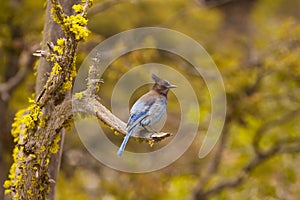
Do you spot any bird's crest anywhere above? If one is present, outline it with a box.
[151,74,176,88]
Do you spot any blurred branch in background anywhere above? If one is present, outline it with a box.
[0,45,38,102]
[194,108,300,200]
[253,108,300,156]
[195,0,236,8]
[193,121,231,194]
[88,0,132,17]
[193,22,300,198]
[1,0,300,199]
[0,0,39,198]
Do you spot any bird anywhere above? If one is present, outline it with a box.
[117,74,176,157]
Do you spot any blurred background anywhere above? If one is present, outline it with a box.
[1,0,300,199]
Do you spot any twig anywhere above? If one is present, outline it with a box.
[0,46,38,102]
[0,66,28,102]
[194,112,300,200]
[88,0,130,17]
[194,122,230,193]
[253,107,300,155]
[195,0,237,8]
[194,137,300,200]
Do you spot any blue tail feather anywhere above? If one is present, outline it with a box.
[118,127,137,157]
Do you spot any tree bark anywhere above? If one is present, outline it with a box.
[4,0,84,199]
[35,1,77,199]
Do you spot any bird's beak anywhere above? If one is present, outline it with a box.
[168,84,177,89]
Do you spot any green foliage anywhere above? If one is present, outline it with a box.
[56,0,300,199]
[2,0,300,199]
[162,175,197,199]
[56,171,90,200]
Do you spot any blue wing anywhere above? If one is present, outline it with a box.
[118,91,167,157]
[126,96,156,131]
[140,98,167,126]
[118,96,156,157]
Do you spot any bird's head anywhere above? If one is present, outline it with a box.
[151,74,176,96]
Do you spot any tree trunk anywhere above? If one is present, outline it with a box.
[4,0,87,199]
[36,1,74,198]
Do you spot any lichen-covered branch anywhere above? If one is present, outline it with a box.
[4,0,92,199]
[73,93,172,142]
[73,57,173,143]
[4,1,171,198]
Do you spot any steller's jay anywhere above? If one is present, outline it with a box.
[117,74,176,157]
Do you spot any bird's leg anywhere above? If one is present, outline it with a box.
[147,126,158,133]
[142,125,152,133]
[142,125,157,135]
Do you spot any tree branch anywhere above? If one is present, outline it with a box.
[253,107,300,156]
[72,56,173,142]
[193,110,300,200]
[193,121,230,196]
[4,0,92,199]
[0,45,38,102]
[194,138,300,200]
[88,0,130,17]
[195,0,237,8]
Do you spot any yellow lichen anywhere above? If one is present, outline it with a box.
[51,1,90,41]
[29,154,36,159]
[56,38,65,46]
[51,63,62,76]
[53,46,63,55]
[33,60,39,77]
[75,92,83,99]
[11,109,27,139]
[5,1,93,198]
[27,189,33,197]
[49,134,61,154]
[14,193,19,199]
[53,38,65,55]
[114,131,120,136]
[82,0,94,7]
[45,158,50,166]
[39,118,46,127]
[3,180,11,189]
[72,4,83,13]
[61,80,72,91]
[40,186,45,192]
[48,54,55,62]
[51,3,65,24]
[148,140,155,147]
[41,145,46,152]
[66,15,90,41]
[4,188,10,195]
[60,58,77,92]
